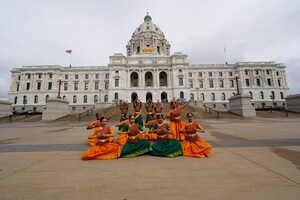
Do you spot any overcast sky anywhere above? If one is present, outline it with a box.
[1,0,300,99]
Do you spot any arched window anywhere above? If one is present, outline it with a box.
[94,95,98,103]
[249,91,253,99]
[23,95,27,104]
[280,92,284,99]
[114,92,119,100]
[201,93,205,101]
[190,93,194,101]
[260,91,264,99]
[45,95,49,102]
[145,72,153,87]
[211,93,215,101]
[34,95,38,103]
[104,95,108,102]
[180,91,184,99]
[14,96,18,104]
[232,92,235,96]
[159,71,168,86]
[63,95,67,100]
[271,91,275,99]
[130,72,139,87]
[73,95,77,103]
[83,95,88,103]
[221,93,226,101]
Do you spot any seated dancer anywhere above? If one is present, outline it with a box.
[82,117,121,160]
[86,110,117,146]
[115,114,129,131]
[150,114,182,157]
[133,96,143,127]
[180,113,212,158]
[144,113,159,141]
[154,99,163,114]
[166,98,191,140]
[145,98,154,124]
[118,115,152,158]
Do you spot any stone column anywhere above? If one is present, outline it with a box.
[42,98,70,121]
[0,100,13,118]
[228,94,256,117]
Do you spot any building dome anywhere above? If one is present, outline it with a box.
[126,13,170,57]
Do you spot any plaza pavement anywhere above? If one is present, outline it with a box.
[0,117,299,200]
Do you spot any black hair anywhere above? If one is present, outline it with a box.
[100,117,107,122]
[186,112,193,117]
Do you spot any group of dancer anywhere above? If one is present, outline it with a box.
[81,97,212,160]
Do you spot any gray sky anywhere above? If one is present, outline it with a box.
[1,0,300,99]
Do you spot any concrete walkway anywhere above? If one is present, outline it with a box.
[0,117,299,200]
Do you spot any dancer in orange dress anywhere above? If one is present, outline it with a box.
[86,111,117,146]
[145,99,154,124]
[181,113,212,158]
[82,117,121,160]
[166,98,191,140]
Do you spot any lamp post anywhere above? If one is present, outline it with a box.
[196,86,199,101]
[235,74,240,95]
[57,77,62,99]
[99,88,102,103]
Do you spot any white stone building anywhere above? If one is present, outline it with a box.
[8,14,289,113]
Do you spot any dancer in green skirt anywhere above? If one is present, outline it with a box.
[150,114,183,158]
[118,115,152,158]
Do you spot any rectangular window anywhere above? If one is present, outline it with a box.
[84,82,89,90]
[219,80,224,88]
[198,72,202,77]
[18,76,21,80]
[74,82,78,90]
[209,80,214,88]
[219,72,223,77]
[188,72,192,77]
[48,82,52,90]
[85,74,89,79]
[230,80,234,87]
[276,71,279,76]
[95,82,99,90]
[49,73,53,79]
[199,80,203,88]
[179,78,183,86]
[17,84,20,91]
[64,83,68,91]
[38,74,42,79]
[266,70,270,75]
[105,82,109,90]
[229,72,233,76]
[75,74,79,79]
[244,70,249,75]
[65,74,68,79]
[189,80,193,88]
[95,74,99,79]
[26,83,30,90]
[245,79,250,86]
[105,74,109,79]
[267,78,272,86]
[27,74,31,79]
[256,79,261,86]
[37,82,41,90]
[209,72,213,77]
[255,70,259,75]
[115,79,119,87]
[278,79,281,87]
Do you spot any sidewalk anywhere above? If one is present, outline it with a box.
[0,117,299,200]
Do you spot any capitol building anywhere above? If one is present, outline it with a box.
[8,14,289,113]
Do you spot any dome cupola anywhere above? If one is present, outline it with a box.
[126,13,170,57]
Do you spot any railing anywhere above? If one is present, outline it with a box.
[204,107,221,119]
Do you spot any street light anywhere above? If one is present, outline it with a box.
[57,77,62,98]
[196,86,199,101]
[99,88,102,103]
[235,74,240,95]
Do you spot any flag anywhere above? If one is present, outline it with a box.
[65,49,72,54]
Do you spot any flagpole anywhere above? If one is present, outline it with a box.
[224,47,228,65]
[70,53,72,67]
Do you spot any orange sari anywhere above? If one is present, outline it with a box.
[167,106,185,140]
[181,122,212,158]
[82,126,121,160]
